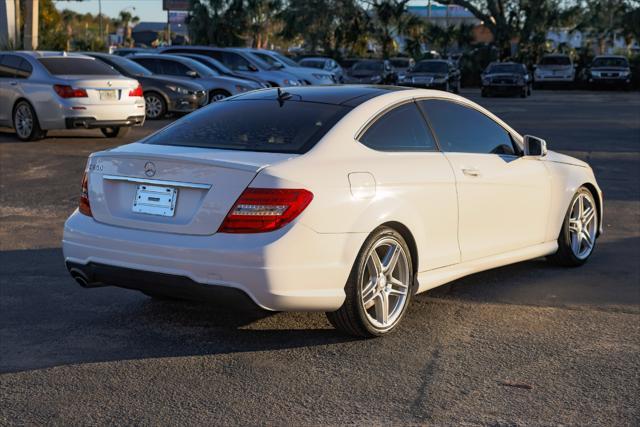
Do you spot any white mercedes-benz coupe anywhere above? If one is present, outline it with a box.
[63,86,603,337]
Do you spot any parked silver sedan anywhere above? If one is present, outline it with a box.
[0,51,145,141]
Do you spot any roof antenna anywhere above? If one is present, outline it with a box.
[277,87,292,106]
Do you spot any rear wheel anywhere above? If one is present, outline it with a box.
[326,227,414,337]
[144,92,167,119]
[13,100,45,141]
[100,126,131,138]
[209,89,231,103]
[547,187,598,267]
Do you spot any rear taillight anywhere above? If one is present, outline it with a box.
[79,171,92,217]
[128,84,143,97]
[218,188,313,233]
[53,84,88,98]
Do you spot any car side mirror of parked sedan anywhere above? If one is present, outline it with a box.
[523,135,548,157]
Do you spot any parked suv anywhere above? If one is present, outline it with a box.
[0,51,144,140]
[586,55,632,89]
[159,46,304,87]
[534,54,575,88]
[128,54,261,102]
[481,62,531,97]
[83,53,208,119]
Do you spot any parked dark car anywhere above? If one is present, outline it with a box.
[585,55,632,89]
[128,54,261,102]
[481,62,531,98]
[343,60,397,85]
[339,58,362,71]
[82,52,208,119]
[389,57,415,81]
[167,52,269,87]
[399,59,460,93]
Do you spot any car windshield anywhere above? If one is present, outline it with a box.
[178,57,218,77]
[539,56,571,66]
[271,52,300,67]
[194,56,232,74]
[245,52,281,70]
[487,64,524,74]
[414,61,447,73]
[391,59,409,68]
[299,60,325,69]
[144,99,351,154]
[109,56,152,76]
[592,57,629,67]
[38,57,119,75]
[353,61,383,71]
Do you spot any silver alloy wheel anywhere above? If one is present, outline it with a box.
[568,192,597,260]
[14,104,33,139]
[360,237,411,330]
[211,93,228,102]
[145,95,163,119]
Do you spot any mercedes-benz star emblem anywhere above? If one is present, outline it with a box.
[144,162,156,177]
[107,81,112,87]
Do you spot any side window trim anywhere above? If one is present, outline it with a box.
[417,97,522,156]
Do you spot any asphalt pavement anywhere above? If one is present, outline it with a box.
[1,90,639,425]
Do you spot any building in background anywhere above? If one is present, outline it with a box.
[132,22,188,46]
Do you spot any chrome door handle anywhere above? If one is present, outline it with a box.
[462,168,481,177]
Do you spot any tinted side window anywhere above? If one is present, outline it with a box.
[420,100,516,155]
[360,102,437,152]
[221,52,252,71]
[159,59,191,76]
[0,54,29,78]
[134,58,160,73]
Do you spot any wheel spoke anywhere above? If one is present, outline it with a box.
[582,208,595,227]
[569,219,580,233]
[582,230,594,248]
[368,250,383,276]
[389,276,408,290]
[578,195,584,218]
[374,292,389,325]
[571,232,581,254]
[388,288,406,297]
[382,244,401,273]
[362,278,377,307]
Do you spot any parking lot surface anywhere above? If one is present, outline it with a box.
[1,90,639,425]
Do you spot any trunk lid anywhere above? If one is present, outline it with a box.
[86,143,295,235]
[56,75,140,105]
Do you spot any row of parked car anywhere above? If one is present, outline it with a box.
[0,47,632,141]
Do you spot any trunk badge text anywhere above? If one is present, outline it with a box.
[144,162,156,177]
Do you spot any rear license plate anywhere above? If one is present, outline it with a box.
[99,90,117,101]
[132,184,177,217]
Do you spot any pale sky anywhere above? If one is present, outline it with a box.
[53,0,435,23]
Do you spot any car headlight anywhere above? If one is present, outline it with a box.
[620,70,630,77]
[167,85,192,95]
[283,79,301,86]
[234,85,251,92]
[312,73,333,81]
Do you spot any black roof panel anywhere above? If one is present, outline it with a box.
[233,85,409,107]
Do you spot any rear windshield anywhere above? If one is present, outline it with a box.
[144,99,351,154]
[39,57,119,75]
[539,56,571,66]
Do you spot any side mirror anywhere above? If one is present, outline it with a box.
[523,135,547,157]
[186,70,198,78]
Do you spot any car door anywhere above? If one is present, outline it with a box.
[358,101,460,270]
[419,98,551,262]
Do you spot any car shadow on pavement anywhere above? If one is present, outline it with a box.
[1,236,638,373]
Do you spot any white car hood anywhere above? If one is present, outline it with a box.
[544,150,589,168]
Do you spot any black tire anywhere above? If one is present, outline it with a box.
[547,187,598,267]
[144,91,167,120]
[326,226,414,338]
[100,126,131,138]
[13,100,45,141]
[209,89,231,103]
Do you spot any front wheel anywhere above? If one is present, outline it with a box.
[326,227,414,337]
[100,126,131,138]
[144,92,167,119]
[547,187,598,267]
[209,90,231,103]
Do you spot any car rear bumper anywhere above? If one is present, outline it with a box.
[62,211,364,311]
[65,115,145,129]
[38,98,146,130]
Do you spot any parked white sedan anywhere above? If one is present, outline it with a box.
[0,51,145,140]
[62,86,603,337]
